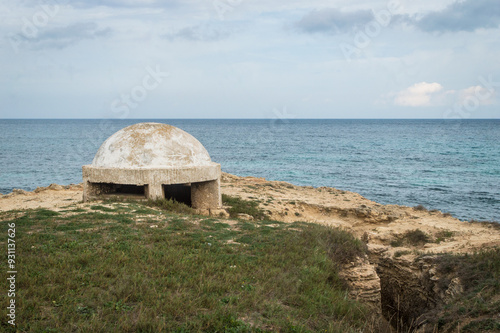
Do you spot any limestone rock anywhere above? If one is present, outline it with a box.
[210,209,230,218]
[195,209,211,216]
[48,184,64,191]
[367,243,389,256]
[70,183,84,190]
[237,213,254,221]
[339,257,382,311]
[221,173,239,182]
[34,187,46,193]
[444,277,463,302]
[12,189,29,196]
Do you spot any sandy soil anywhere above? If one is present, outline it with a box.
[220,173,500,255]
[0,184,83,212]
[1,174,499,255]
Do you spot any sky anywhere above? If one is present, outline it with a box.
[0,0,499,119]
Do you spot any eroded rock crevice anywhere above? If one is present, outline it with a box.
[369,254,464,333]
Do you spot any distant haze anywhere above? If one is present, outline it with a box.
[1,0,499,119]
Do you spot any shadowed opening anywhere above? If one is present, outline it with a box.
[163,184,192,206]
[115,184,145,195]
[95,183,146,198]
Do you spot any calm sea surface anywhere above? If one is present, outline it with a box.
[0,119,498,222]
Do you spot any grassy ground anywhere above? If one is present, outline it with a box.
[0,200,374,332]
[432,249,500,332]
[221,195,269,220]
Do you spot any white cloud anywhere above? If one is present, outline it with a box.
[389,82,497,107]
[394,82,443,106]
[458,85,496,105]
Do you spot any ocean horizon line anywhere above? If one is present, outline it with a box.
[1,118,499,121]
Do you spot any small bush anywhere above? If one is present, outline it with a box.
[146,198,194,215]
[404,229,430,246]
[222,194,268,220]
[435,230,454,243]
[314,227,367,265]
[390,239,403,247]
[394,250,411,258]
[414,205,427,211]
[361,232,369,244]
[391,229,430,247]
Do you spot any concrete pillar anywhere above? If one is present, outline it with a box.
[146,183,164,200]
[83,181,101,202]
[191,179,221,209]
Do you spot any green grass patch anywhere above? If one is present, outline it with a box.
[146,198,194,215]
[435,230,454,243]
[462,319,500,332]
[0,208,375,332]
[222,194,268,220]
[90,205,115,212]
[428,248,500,331]
[34,208,61,219]
[132,207,160,215]
[436,248,500,293]
[69,208,87,213]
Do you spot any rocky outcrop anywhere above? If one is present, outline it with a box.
[339,257,382,311]
[34,183,82,193]
[351,204,406,223]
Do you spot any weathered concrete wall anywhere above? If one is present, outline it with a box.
[191,179,221,209]
[82,181,115,202]
[83,164,220,185]
[82,164,221,208]
[145,184,163,200]
[91,123,214,168]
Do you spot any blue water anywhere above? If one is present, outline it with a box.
[0,119,499,222]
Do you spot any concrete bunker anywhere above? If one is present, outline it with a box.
[82,122,221,209]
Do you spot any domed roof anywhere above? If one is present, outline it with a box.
[91,123,213,168]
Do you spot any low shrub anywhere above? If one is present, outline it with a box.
[222,194,268,220]
[404,229,430,246]
[391,229,430,247]
[146,198,194,214]
[413,204,427,211]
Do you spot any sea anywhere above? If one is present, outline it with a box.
[0,119,498,222]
